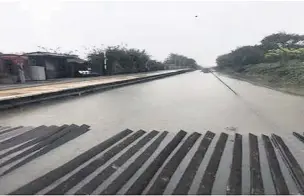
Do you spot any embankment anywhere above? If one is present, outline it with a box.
[216,60,304,96]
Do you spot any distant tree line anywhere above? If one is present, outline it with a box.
[216,32,304,72]
[1,45,199,76]
[164,53,199,69]
[87,45,199,75]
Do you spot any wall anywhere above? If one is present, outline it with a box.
[28,66,46,80]
[41,57,67,79]
[0,58,19,84]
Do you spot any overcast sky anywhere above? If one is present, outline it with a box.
[1,0,304,66]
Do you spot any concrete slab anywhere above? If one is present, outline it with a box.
[0,70,184,101]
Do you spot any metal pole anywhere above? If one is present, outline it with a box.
[103,50,107,75]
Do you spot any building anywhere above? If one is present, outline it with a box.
[0,54,28,84]
[0,52,88,84]
[26,52,87,80]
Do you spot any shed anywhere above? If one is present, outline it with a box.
[25,52,87,79]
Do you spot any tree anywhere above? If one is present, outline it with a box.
[231,46,264,65]
[87,45,164,75]
[261,32,304,51]
[215,46,264,71]
[216,54,234,69]
[264,47,304,63]
[126,48,150,72]
[147,60,165,71]
[164,53,198,69]
[216,32,304,70]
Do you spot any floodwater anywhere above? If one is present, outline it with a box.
[1,70,304,194]
[1,70,303,135]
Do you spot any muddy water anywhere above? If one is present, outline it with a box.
[0,71,304,194]
[1,70,303,135]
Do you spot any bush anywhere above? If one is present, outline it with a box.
[264,48,304,63]
[216,45,264,72]
[216,32,304,71]
[242,60,304,85]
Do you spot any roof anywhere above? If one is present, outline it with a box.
[0,54,27,58]
[67,58,86,64]
[25,52,78,58]
[0,54,28,63]
[24,52,86,63]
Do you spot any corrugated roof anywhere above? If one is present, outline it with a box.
[25,52,78,58]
